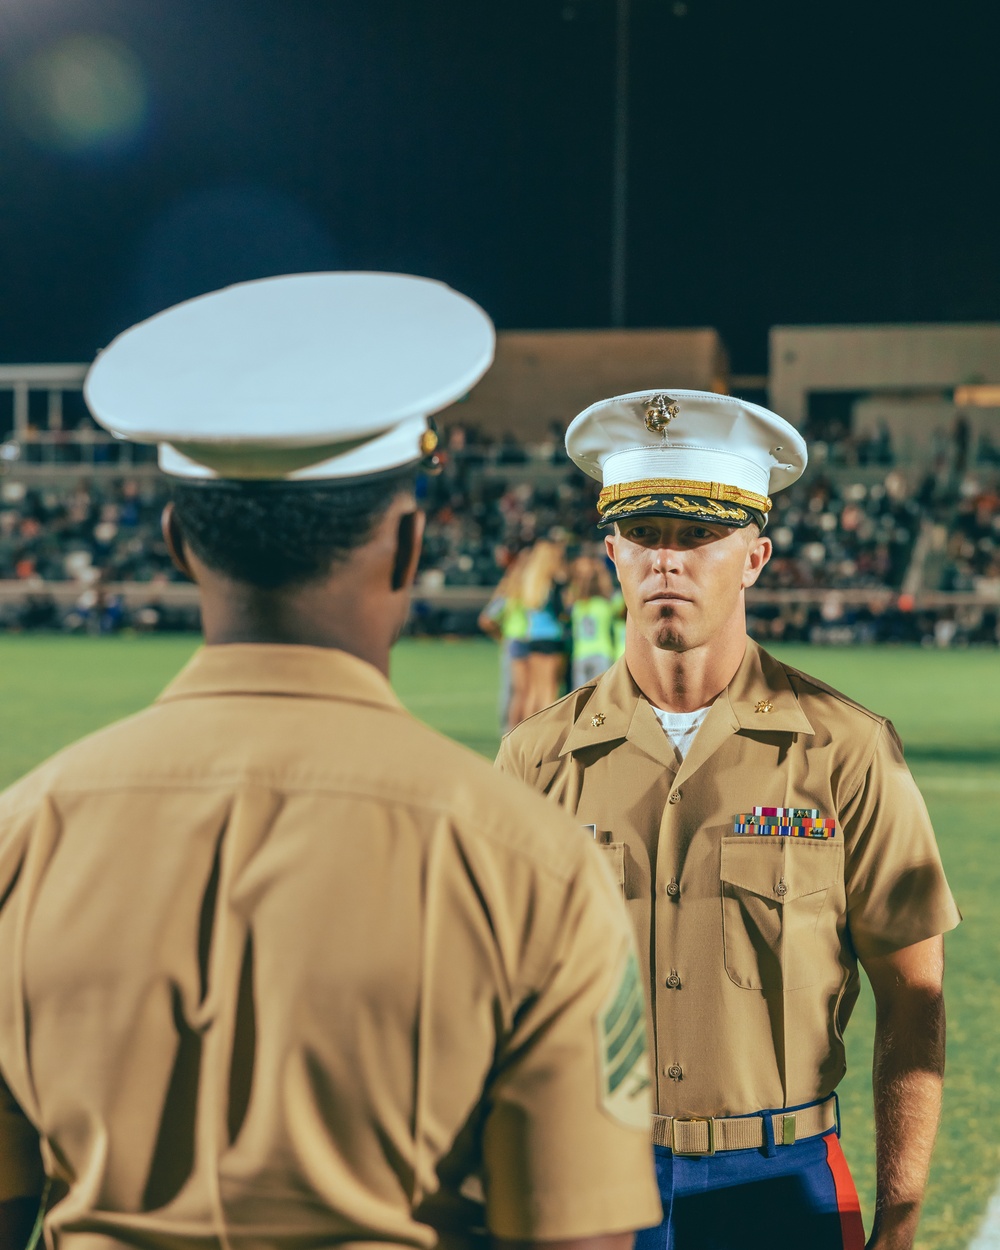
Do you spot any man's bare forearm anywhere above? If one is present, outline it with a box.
[864,939,946,1250]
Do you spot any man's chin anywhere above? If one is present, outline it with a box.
[652,628,689,652]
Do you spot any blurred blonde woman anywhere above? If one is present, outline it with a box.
[478,549,531,731]
[517,539,568,721]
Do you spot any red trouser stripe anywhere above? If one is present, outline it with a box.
[823,1132,866,1250]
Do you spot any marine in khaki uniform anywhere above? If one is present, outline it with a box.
[497,390,960,1250]
[0,275,661,1250]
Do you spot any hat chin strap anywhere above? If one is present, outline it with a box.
[597,478,771,516]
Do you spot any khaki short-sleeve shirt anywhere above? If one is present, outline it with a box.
[496,641,961,1120]
[0,645,661,1247]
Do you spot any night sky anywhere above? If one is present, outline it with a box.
[1,0,998,372]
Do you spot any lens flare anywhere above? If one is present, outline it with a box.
[10,34,149,156]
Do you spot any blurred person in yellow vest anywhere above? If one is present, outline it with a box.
[611,591,627,660]
[567,555,617,690]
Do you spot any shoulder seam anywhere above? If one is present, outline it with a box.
[4,775,581,883]
[783,665,885,725]
[841,718,888,811]
[500,683,595,742]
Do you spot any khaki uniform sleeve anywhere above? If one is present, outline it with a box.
[842,720,961,960]
[0,1070,43,1202]
[481,842,662,1240]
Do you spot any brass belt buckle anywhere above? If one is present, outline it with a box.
[670,1116,716,1156]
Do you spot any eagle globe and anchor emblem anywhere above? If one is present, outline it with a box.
[644,393,680,433]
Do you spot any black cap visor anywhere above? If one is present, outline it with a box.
[598,492,765,530]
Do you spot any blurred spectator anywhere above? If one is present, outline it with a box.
[518,539,568,721]
[478,548,531,731]
[939,476,1000,595]
[953,413,971,473]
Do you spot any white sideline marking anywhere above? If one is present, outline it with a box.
[969,1178,1000,1248]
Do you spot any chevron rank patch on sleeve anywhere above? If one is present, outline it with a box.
[596,946,652,1129]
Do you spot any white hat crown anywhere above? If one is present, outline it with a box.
[85,272,495,481]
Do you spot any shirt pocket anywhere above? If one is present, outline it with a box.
[598,841,626,898]
[719,837,843,991]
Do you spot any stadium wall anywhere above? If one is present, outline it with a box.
[458,328,728,439]
[770,323,1000,431]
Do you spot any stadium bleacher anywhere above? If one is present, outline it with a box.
[0,416,997,644]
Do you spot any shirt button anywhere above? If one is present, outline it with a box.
[669,790,682,805]
[665,877,680,897]
[666,970,681,989]
[775,877,788,898]
[667,1064,683,1080]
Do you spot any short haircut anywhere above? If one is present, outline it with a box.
[170,466,419,590]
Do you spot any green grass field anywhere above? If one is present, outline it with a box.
[1,636,998,1247]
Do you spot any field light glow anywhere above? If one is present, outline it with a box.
[10,33,149,156]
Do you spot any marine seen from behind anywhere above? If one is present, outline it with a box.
[497,390,960,1250]
[0,275,661,1250]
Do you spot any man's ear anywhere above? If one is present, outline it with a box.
[391,508,426,593]
[742,533,772,589]
[161,502,195,581]
[604,531,618,568]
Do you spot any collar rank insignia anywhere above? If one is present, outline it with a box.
[591,711,606,727]
[644,393,680,434]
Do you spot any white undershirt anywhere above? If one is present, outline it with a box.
[650,703,712,767]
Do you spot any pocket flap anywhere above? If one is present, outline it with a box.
[720,837,842,901]
[599,841,626,887]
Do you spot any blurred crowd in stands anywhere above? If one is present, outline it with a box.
[0,417,997,646]
[0,477,168,584]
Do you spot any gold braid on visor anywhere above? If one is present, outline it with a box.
[597,478,772,515]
